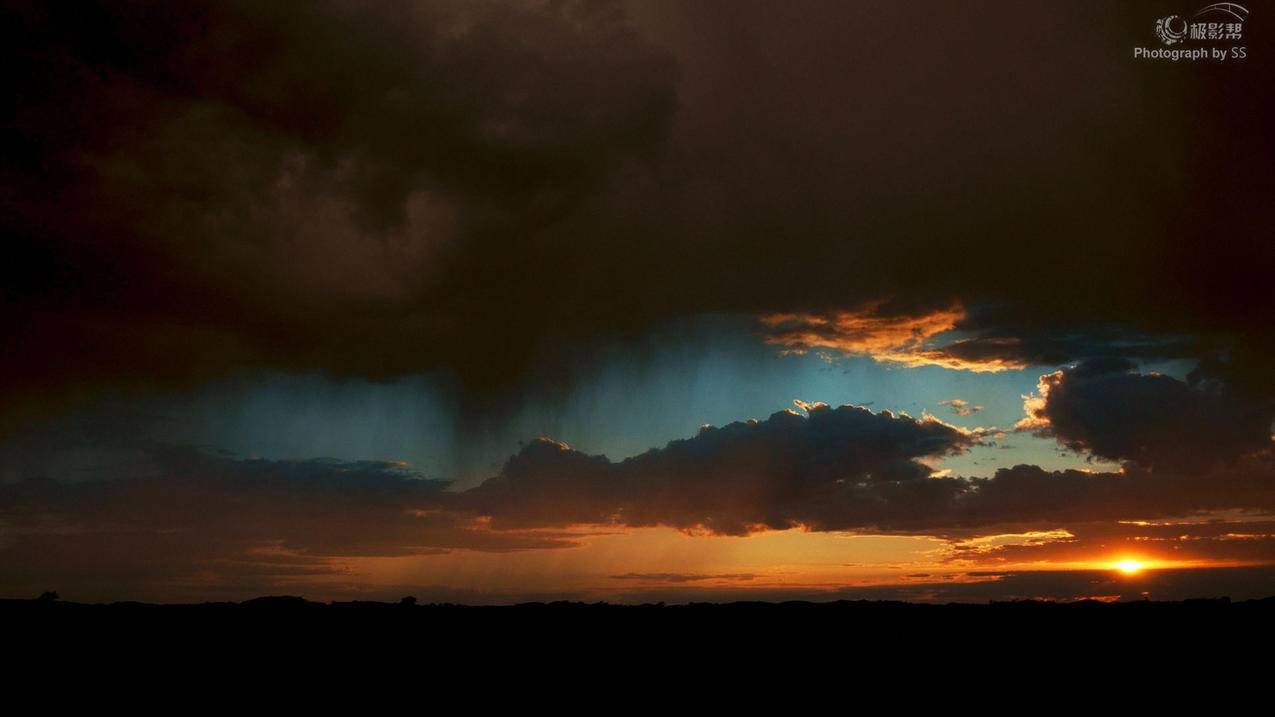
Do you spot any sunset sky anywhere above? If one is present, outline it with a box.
[2,1,1272,604]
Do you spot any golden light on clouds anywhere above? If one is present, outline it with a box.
[1014,369,1063,431]
[758,304,1025,372]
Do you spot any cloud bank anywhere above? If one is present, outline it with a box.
[3,1,1272,430]
[5,375,1274,597]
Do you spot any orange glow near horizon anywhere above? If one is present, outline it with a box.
[139,524,1264,604]
[306,528,1257,601]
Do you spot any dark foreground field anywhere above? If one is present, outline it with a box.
[7,594,1274,638]
[6,596,1274,681]
[8,593,1274,614]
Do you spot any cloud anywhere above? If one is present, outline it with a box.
[1,0,679,428]
[4,397,1275,599]
[946,517,1275,569]
[454,400,1275,537]
[462,402,981,535]
[1017,359,1274,470]
[939,399,983,416]
[759,304,1006,370]
[960,457,1275,532]
[759,303,1208,374]
[462,399,1275,535]
[3,0,1272,433]
[0,403,1002,600]
[0,446,582,597]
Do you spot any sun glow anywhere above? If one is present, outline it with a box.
[1113,559,1146,575]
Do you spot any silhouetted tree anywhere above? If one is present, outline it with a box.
[37,591,59,602]
[399,596,417,607]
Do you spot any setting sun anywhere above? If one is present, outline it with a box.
[1114,560,1146,575]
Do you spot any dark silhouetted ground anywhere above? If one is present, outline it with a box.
[6,595,1273,684]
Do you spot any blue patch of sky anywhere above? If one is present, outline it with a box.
[7,315,1193,484]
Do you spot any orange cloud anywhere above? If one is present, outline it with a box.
[759,304,1024,372]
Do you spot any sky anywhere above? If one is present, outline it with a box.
[1,0,1273,604]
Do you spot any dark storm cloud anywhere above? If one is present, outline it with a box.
[957,460,1275,531]
[462,403,981,535]
[0,445,580,597]
[1020,359,1275,470]
[460,388,1275,536]
[3,0,1272,430]
[1,0,679,426]
[0,402,980,596]
[635,0,1271,374]
[972,359,1275,526]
